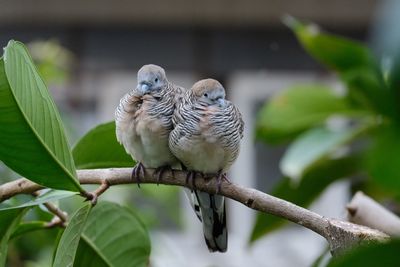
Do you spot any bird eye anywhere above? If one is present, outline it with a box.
[155,78,159,83]
[204,93,208,97]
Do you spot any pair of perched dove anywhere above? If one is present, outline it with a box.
[115,64,244,252]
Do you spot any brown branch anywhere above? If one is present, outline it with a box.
[0,168,389,255]
[347,191,400,237]
[32,191,68,227]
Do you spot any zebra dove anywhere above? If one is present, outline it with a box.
[169,78,244,252]
[115,64,185,183]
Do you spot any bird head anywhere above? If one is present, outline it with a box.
[191,78,227,107]
[136,64,167,95]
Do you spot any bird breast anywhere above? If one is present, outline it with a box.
[183,137,228,174]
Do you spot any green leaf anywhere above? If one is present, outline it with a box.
[0,40,81,191]
[256,84,361,143]
[0,208,28,266]
[250,155,361,242]
[365,126,400,192]
[73,121,134,169]
[53,203,92,267]
[74,201,151,267]
[284,16,375,72]
[0,190,77,211]
[327,239,400,267]
[387,52,400,121]
[281,125,366,180]
[132,185,182,228]
[10,221,48,239]
[284,17,391,116]
[342,69,393,116]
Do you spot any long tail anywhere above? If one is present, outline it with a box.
[193,190,228,252]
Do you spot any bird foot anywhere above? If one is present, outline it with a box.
[131,162,145,188]
[154,165,173,185]
[186,171,199,189]
[216,171,230,194]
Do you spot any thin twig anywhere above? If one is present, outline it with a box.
[0,168,389,255]
[32,191,68,227]
[84,179,110,205]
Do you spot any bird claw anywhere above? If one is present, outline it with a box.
[132,162,145,188]
[216,171,229,194]
[154,165,171,185]
[186,171,197,189]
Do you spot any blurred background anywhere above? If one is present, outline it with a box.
[0,0,394,266]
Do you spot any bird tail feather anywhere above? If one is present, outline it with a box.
[193,190,228,252]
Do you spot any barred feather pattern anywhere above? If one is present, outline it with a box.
[169,85,244,253]
[115,82,185,168]
[170,90,244,174]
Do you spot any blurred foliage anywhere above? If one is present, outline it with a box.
[250,155,361,241]
[252,16,400,264]
[28,40,74,86]
[327,239,400,267]
[256,84,367,143]
[0,208,27,266]
[280,125,366,180]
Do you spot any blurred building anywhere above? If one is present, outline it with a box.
[0,1,380,266]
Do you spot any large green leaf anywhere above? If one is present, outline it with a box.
[0,208,28,266]
[250,155,361,242]
[0,40,81,191]
[53,203,92,267]
[285,17,391,117]
[256,84,361,143]
[73,121,134,169]
[280,125,366,180]
[74,201,151,267]
[327,239,400,267]
[0,190,76,211]
[365,126,400,192]
[284,16,375,72]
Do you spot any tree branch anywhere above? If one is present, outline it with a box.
[0,168,389,255]
[32,191,68,227]
[347,191,400,237]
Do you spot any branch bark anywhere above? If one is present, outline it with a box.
[32,191,68,227]
[0,168,389,255]
[347,191,400,237]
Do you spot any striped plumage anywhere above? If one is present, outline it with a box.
[169,78,244,252]
[115,64,185,170]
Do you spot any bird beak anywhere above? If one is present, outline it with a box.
[138,82,151,95]
[217,98,226,107]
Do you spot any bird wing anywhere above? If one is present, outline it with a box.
[115,89,143,145]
